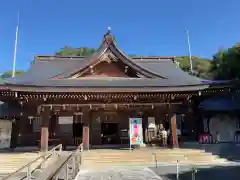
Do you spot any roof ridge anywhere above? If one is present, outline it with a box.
[131,56,174,60]
[35,55,85,61]
[35,55,174,60]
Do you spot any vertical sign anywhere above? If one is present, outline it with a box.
[129,118,143,145]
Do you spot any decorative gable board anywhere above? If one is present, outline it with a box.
[69,51,140,79]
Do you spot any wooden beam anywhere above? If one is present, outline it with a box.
[40,102,183,108]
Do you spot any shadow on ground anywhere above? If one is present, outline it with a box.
[182,142,240,162]
[151,165,240,180]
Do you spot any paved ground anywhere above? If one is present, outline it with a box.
[75,164,240,180]
[151,164,240,180]
[76,167,162,180]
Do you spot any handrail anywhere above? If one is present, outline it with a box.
[2,144,63,180]
[45,144,62,157]
[36,152,74,180]
[55,143,83,180]
[36,143,83,180]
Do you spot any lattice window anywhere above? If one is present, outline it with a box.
[32,117,41,132]
[176,114,183,130]
[59,116,73,134]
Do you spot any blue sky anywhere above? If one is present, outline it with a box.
[0,0,239,73]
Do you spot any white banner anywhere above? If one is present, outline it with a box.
[0,120,12,149]
[59,116,73,124]
[148,117,156,128]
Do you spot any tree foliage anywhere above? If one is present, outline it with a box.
[175,56,212,79]
[1,70,25,79]
[210,43,240,80]
[56,46,97,56]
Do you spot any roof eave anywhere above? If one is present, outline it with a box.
[0,84,209,93]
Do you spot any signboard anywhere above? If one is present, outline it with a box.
[0,120,12,149]
[59,116,73,124]
[148,117,156,128]
[129,118,143,145]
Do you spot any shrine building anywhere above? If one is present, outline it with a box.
[0,29,235,151]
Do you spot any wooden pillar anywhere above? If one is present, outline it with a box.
[17,116,25,145]
[40,107,50,152]
[143,112,149,144]
[170,113,179,148]
[10,118,18,149]
[17,103,25,145]
[82,108,90,150]
[54,113,60,137]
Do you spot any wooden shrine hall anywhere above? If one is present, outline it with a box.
[0,29,229,152]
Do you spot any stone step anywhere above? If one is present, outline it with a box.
[82,150,227,167]
[83,150,206,155]
[84,157,221,162]
[84,156,219,162]
[83,154,209,159]
[82,159,228,168]
[83,153,216,160]
[0,153,40,174]
[84,151,213,156]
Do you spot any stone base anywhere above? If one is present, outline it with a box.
[140,143,146,148]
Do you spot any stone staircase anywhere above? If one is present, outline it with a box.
[81,148,228,169]
[0,152,40,176]
[183,142,240,162]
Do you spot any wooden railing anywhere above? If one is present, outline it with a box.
[2,144,63,180]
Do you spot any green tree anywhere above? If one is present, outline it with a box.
[1,70,25,79]
[128,54,137,57]
[112,35,117,44]
[175,56,212,79]
[56,46,97,56]
[56,45,137,58]
[210,43,240,80]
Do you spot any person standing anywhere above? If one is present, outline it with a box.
[177,128,181,145]
[161,128,168,148]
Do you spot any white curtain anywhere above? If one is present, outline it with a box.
[209,115,237,142]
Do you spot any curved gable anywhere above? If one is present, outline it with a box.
[55,30,166,79]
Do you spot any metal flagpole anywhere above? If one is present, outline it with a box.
[12,12,20,78]
[185,28,193,74]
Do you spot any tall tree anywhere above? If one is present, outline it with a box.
[210,43,240,80]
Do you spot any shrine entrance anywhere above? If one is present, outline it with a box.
[101,123,119,144]
[73,123,83,144]
[72,115,83,146]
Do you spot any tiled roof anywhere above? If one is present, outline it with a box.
[4,58,205,88]
[3,31,208,91]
